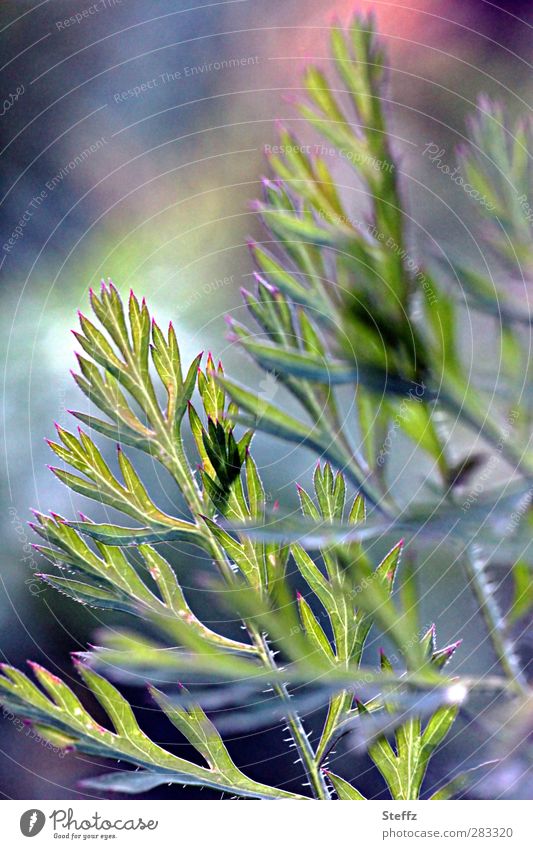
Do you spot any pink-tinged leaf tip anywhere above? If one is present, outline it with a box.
[262,281,279,296]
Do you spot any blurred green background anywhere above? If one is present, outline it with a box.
[1,0,531,798]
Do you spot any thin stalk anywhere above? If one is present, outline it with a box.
[462,546,527,697]
[163,438,329,797]
[438,461,528,697]
[256,634,331,800]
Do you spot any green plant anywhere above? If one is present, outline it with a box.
[1,14,531,800]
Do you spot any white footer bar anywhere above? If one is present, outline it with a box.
[4,799,529,847]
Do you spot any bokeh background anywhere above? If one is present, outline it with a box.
[1,0,532,799]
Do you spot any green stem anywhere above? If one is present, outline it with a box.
[462,546,527,697]
[434,438,529,697]
[256,634,330,799]
[162,436,329,797]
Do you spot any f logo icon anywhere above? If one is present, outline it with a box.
[20,810,46,837]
